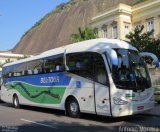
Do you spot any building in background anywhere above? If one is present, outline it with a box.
[90,0,160,41]
[0,51,24,67]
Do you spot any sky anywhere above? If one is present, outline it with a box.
[0,0,69,51]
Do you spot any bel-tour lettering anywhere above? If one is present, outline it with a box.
[40,76,60,84]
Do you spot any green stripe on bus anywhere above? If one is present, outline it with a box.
[5,82,66,104]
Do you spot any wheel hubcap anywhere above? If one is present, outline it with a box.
[70,102,78,113]
[14,98,18,107]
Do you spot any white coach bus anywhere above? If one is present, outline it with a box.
[1,39,154,117]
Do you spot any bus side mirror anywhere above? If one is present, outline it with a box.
[140,52,159,68]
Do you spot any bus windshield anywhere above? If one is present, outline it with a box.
[107,49,151,90]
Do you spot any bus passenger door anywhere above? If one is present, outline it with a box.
[94,54,111,116]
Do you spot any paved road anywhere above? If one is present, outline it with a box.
[0,103,160,132]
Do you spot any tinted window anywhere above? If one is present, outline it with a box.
[2,65,14,78]
[2,59,43,77]
[66,52,109,85]
[13,63,27,76]
[66,52,94,80]
[26,60,43,75]
[44,55,64,73]
[111,49,151,90]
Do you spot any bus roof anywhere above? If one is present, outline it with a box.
[3,38,137,67]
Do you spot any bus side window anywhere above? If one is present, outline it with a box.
[2,66,14,78]
[27,59,43,75]
[13,63,27,76]
[66,52,94,80]
[44,55,64,73]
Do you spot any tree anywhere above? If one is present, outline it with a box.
[0,59,12,69]
[5,58,12,64]
[70,27,98,43]
[126,25,160,59]
[17,54,29,60]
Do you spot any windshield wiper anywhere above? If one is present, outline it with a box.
[115,84,137,90]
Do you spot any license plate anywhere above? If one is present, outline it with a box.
[137,106,144,110]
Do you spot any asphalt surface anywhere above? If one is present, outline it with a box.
[0,102,160,132]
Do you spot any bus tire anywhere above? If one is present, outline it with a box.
[66,98,80,118]
[13,95,20,108]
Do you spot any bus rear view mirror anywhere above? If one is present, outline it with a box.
[140,52,159,68]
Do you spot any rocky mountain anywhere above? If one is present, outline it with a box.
[12,0,141,55]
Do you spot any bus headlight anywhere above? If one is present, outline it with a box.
[113,97,128,105]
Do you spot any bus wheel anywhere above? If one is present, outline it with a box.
[66,98,80,118]
[13,95,20,108]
